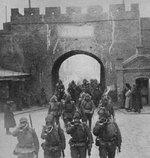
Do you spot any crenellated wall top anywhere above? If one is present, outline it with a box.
[10,3,140,24]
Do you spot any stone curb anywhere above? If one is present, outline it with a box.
[14,107,48,116]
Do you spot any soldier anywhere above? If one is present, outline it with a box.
[76,92,87,120]
[55,80,65,102]
[98,97,115,120]
[62,94,76,126]
[81,79,91,95]
[66,112,93,158]
[12,117,39,158]
[67,80,79,102]
[81,93,95,130]
[48,95,61,125]
[41,114,66,158]
[91,86,103,108]
[93,107,122,158]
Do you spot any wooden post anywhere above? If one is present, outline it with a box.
[5,6,7,22]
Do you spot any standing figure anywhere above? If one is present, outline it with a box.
[93,107,122,158]
[48,95,61,125]
[4,101,16,135]
[40,87,48,106]
[81,93,95,130]
[66,112,93,158]
[62,94,76,126]
[55,80,65,102]
[67,80,79,102]
[76,92,87,120]
[12,117,39,158]
[41,114,66,158]
[125,83,132,110]
[81,79,91,95]
[91,80,102,108]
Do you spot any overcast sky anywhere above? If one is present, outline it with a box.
[0,0,150,29]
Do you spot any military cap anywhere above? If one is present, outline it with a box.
[45,114,54,123]
[50,95,57,102]
[19,117,28,123]
[73,111,81,119]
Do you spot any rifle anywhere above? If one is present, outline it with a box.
[62,150,65,158]
[29,114,33,128]
[87,147,91,158]
[29,114,38,158]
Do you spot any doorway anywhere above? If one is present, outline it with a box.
[136,78,149,106]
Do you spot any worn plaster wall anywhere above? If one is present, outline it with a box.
[0,4,141,99]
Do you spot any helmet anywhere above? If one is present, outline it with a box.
[65,94,71,102]
[85,93,91,100]
[45,114,54,123]
[19,117,28,123]
[50,95,57,102]
[98,107,109,118]
[73,111,81,119]
[101,97,108,106]
[80,92,86,100]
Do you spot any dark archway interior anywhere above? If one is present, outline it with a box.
[136,77,149,105]
[136,78,148,87]
[52,50,106,92]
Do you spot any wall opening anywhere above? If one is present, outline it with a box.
[51,50,105,92]
[59,54,101,90]
[136,77,149,106]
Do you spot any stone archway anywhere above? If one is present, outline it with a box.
[51,50,105,92]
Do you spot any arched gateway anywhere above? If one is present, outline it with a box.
[51,50,105,92]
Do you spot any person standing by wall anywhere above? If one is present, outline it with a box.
[125,83,132,111]
[4,101,16,135]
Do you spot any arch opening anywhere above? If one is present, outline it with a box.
[52,50,105,92]
[135,77,149,106]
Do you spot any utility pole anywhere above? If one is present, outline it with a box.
[122,0,125,5]
[5,6,7,22]
[29,0,31,8]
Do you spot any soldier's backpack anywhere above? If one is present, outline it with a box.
[106,122,118,140]
[95,121,119,147]
[42,125,66,151]
[65,101,75,112]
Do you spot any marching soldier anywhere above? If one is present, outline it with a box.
[62,94,76,126]
[93,107,122,158]
[98,97,115,120]
[12,117,39,158]
[76,92,87,121]
[66,112,93,158]
[48,95,61,125]
[55,80,65,102]
[41,114,66,158]
[81,93,95,130]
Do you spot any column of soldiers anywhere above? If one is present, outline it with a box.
[10,79,122,158]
